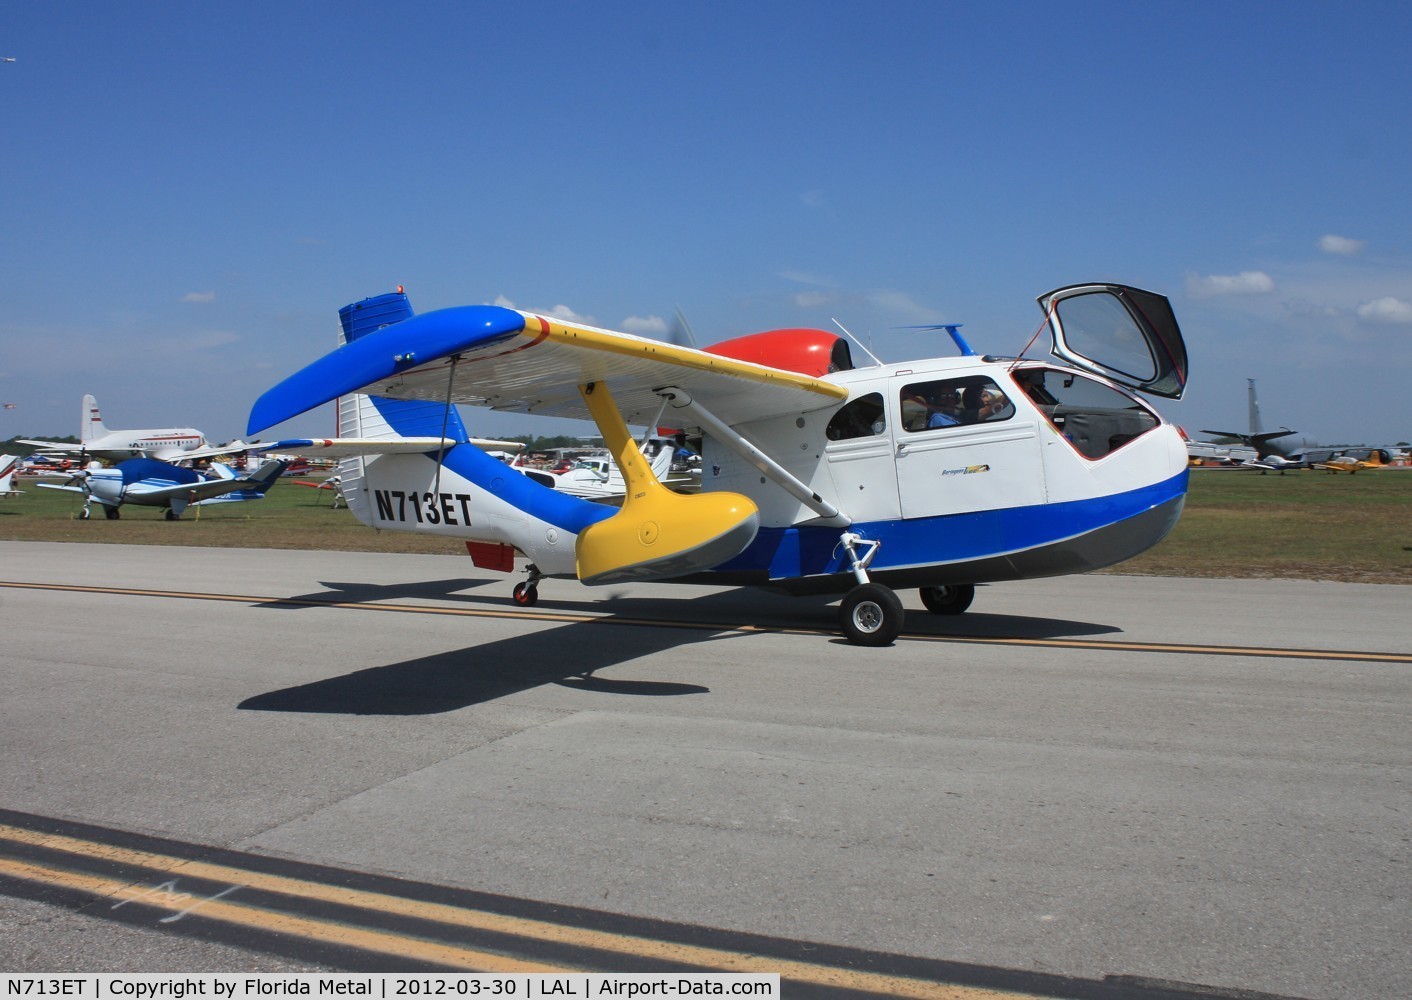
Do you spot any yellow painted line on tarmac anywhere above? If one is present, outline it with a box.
[3,579,1409,663]
[0,855,562,973]
[0,823,1039,999]
[900,632,1412,663]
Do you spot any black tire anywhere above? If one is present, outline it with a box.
[512,582,539,607]
[919,583,975,615]
[840,583,904,646]
[105,506,120,520]
[165,509,178,521]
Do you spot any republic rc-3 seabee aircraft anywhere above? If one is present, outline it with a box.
[247,283,1189,645]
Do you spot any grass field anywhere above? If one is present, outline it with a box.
[2,469,1409,584]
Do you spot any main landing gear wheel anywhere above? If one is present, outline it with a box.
[919,584,975,615]
[512,582,539,607]
[164,509,179,521]
[104,506,120,520]
[840,583,904,647]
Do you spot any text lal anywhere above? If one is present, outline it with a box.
[548,983,738,996]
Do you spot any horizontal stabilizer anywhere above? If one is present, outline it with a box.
[254,437,460,457]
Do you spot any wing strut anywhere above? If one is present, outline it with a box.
[656,386,851,528]
[434,355,461,497]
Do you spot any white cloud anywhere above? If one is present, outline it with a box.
[493,296,595,325]
[1186,271,1276,297]
[540,304,594,324]
[181,291,216,304]
[1319,234,1365,256]
[621,314,667,334]
[793,291,836,308]
[1356,296,1412,324]
[780,269,831,287]
[866,289,935,322]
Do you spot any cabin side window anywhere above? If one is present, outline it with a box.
[899,376,1013,432]
[1014,367,1159,459]
[825,392,886,440]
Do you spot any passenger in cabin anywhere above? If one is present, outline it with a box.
[960,385,1004,423]
[926,390,962,428]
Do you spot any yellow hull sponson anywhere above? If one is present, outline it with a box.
[575,381,760,586]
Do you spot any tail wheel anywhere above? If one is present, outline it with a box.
[840,583,904,646]
[919,584,975,615]
[512,582,539,607]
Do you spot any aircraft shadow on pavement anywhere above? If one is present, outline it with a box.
[262,579,1119,641]
[236,616,728,715]
[253,578,496,609]
[238,584,1119,715]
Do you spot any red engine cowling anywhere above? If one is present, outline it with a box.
[703,328,853,376]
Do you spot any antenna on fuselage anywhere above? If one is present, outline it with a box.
[831,318,884,367]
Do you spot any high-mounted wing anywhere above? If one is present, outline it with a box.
[17,439,85,454]
[248,305,848,436]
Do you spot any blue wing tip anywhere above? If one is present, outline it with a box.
[247,302,526,436]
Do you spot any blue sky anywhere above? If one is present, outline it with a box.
[3,1,1409,448]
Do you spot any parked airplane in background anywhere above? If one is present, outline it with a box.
[37,458,287,519]
[291,474,346,508]
[0,455,21,497]
[520,437,681,501]
[1200,378,1299,460]
[246,283,1190,646]
[1314,450,1389,474]
[19,394,206,462]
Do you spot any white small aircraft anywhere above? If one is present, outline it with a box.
[0,455,22,497]
[19,394,207,463]
[248,283,1190,645]
[526,437,680,501]
[37,457,287,520]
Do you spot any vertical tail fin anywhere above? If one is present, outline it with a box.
[1246,378,1264,436]
[334,290,470,443]
[333,290,470,530]
[81,394,107,444]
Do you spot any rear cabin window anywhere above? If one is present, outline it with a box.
[1014,367,1158,459]
[899,376,1013,432]
[825,392,886,441]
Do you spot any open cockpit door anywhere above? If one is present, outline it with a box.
[1038,284,1188,399]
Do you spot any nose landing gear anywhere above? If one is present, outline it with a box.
[836,532,903,646]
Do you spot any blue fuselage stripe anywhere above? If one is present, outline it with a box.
[717,469,1189,578]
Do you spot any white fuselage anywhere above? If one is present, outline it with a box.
[334,353,1187,591]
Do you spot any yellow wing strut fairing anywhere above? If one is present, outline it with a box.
[574,382,760,586]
